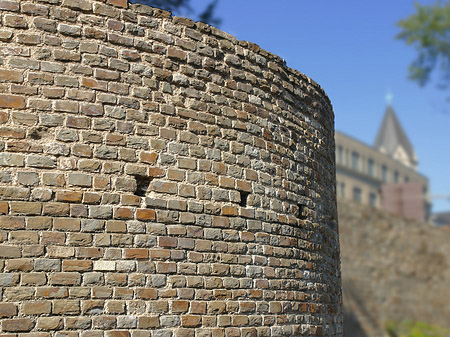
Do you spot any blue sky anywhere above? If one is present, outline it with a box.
[183,0,450,213]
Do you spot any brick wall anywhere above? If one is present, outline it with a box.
[0,0,342,336]
[339,200,450,337]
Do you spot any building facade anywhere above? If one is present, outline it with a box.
[335,104,430,221]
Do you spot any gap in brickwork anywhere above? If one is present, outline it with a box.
[134,175,152,197]
[297,204,307,220]
[239,191,250,207]
[29,127,47,140]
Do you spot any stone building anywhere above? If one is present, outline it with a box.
[0,0,343,336]
[335,104,430,221]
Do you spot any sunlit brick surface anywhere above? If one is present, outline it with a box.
[0,1,342,336]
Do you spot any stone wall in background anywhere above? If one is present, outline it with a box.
[340,200,450,337]
[0,0,342,336]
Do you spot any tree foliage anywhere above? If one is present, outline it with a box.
[130,0,221,26]
[397,2,450,89]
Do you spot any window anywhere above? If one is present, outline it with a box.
[369,193,377,207]
[353,187,362,203]
[394,171,399,183]
[337,145,343,164]
[404,176,409,183]
[352,151,359,171]
[368,159,374,177]
[382,165,388,182]
[341,182,345,197]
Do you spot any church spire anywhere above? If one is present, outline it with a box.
[374,104,418,169]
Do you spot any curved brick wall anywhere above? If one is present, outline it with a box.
[0,0,342,336]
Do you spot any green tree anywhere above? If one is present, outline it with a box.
[397,1,450,89]
[130,0,221,26]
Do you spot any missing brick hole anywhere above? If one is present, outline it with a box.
[134,175,152,197]
[29,127,47,140]
[239,191,250,207]
[297,204,307,220]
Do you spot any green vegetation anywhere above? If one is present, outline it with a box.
[397,2,450,89]
[387,321,450,337]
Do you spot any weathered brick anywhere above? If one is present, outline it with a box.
[0,94,25,109]
[10,201,42,215]
[34,17,56,32]
[0,153,24,166]
[53,300,80,314]
[124,248,148,259]
[43,203,70,216]
[0,0,19,11]
[63,260,92,271]
[0,245,21,258]
[36,317,63,330]
[0,303,17,317]
[2,318,34,332]
[68,173,92,187]
[27,155,56,168]
[22,301,52,315]
[136,209,156,221]
[95,68,120,80]
[4,14,28,28]
[0,69,23,83]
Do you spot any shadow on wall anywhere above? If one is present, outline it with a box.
[343,279,380,337]
[344,308,367,337]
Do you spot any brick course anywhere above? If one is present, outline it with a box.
[0,0,342,336]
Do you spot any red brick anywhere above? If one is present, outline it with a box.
[115,207,134,219]
[141,151,158,164]
[136,288,157,299]
[222,205,238,216]
[82,77,107,91]
[0,126,25,138]
[124,248,148,259]
[56,191,83,203]
[138,316,159,329]
[158,236,177,248]
[172,300,189,313]
[106,331,130,337]
[136,209,156,221]
[190,301,206,314]
[236,180,252,192]
[0,69,23,83]
[63,260,92,271]
[121,194,141,206]
[0,94,25,109]
[148,167,165,177]
[181,315,201,327]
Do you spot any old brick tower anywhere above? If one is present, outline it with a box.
[0,0,342,336]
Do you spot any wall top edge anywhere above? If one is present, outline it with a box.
[108,0,330,105]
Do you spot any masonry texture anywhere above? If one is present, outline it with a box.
[0,0,342,336]
[340,201,450,337]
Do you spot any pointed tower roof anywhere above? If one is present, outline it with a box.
[374,104,418,168]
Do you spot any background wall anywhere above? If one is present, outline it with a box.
[0,1,342,336]
[340,201,450,337]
